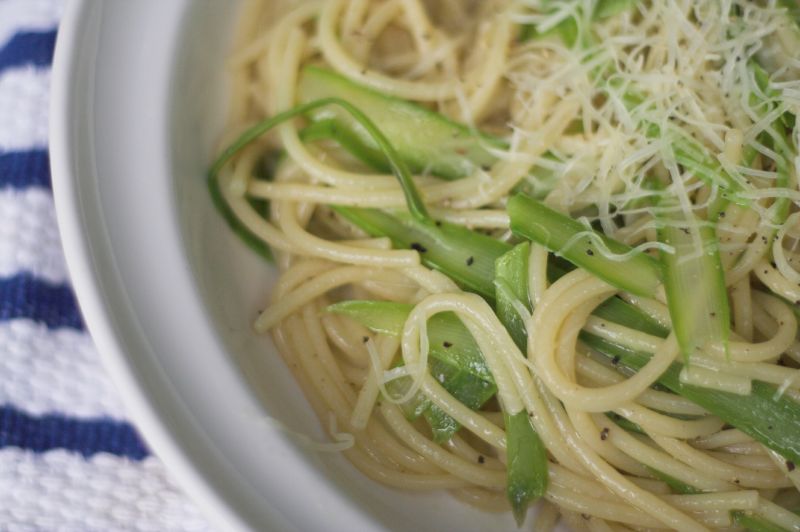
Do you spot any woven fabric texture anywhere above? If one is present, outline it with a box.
[0,1,211,529]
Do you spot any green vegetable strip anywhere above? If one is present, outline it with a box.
[609,92,749,204]
[652,60,798,211]
[327,300,497,442]
[387,375,429,421]
[519,15,578,46]
[645,466,703,495]
[658,208,730,363]
[337,206,668,334]
[504,411,548,526]
[624,88,750,197]
[520,2,747,199]
[296,119,337,143]
[423,406,460,444]
[396,353,497,442]
[779,0,800,23]
[327,300,412,336]
[298,67,572,202]
[298,66,503,180]
[643,465,790,530]
[334,206,511,302]
[645,466,793,531]
[209,97,430,225]
[386,354,498,443]
[593,0,637,19]
[522,2,750,203]
[494,243,548,525]
[226,152,283,260]
[508,194,664,297]
[300,119,393,171]
[750,61,794,229]
[494,243,532,351]
[593,298,669,338]
[672,137,748,201]
[733,512,792,532]
[296,72,580,209]
[207,172,274,262]
[582,334,800,465]
[519,0,634,45]
[637,118,748,199]
[327,301,495,384]
[548,262,670,338]
[606,412,646,435]
[329,211,800,497]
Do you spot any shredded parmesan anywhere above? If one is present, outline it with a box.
[505,0,799,225]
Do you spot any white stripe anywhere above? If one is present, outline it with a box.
[0,449,209,531]
[0,187,69,283]
[0,0,63,49]
[0,320,126,418]
[0,67,50,151]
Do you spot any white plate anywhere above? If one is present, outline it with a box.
[50,2,525,531]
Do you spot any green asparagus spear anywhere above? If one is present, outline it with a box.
[328,300,497,442]
[333,207,511,302]
[657,205,730,363]
[494,243,549,525]
[508,194,664,297]
[582,334,800,465]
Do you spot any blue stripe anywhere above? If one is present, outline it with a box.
[0,405,150,460]
[0,150,50,189]
[0,274,84,329]
[0,30,57,73]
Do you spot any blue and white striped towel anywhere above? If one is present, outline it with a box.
[0,1,210,529]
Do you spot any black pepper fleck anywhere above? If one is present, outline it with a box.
[787,461,796,472]
[477,455,485,464]
[362,336,369,343]
[600,427,610,441]
[466,256,474,266]
[612,355,621,365]
[443,341,453,348]
[587,249,595,256]
[410,242,428,253]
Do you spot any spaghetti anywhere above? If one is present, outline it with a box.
[213,0,800,529]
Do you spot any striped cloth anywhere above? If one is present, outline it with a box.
[0,1,210,529]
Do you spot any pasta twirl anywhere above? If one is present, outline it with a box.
[212,0,800,529]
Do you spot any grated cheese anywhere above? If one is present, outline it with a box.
[504,0,798,228]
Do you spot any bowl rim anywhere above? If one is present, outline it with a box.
[49,2,254,530]
[49,3,529,530]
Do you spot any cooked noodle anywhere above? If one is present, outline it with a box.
[215,0,800,529]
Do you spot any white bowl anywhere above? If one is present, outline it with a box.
[50,2,525,531]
